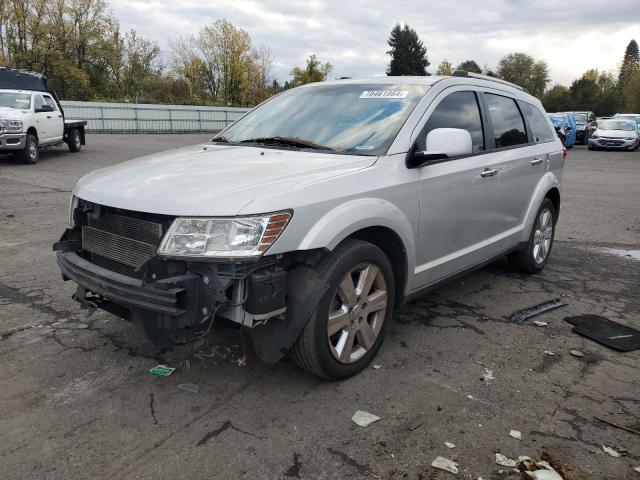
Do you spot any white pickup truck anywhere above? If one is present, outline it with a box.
[0,68,87,164]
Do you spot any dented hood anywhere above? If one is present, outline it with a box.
[74,143,376,216]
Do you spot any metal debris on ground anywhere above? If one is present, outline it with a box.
[633,466,640,473]
[177,383,200,393]
[569,350,584,357]
[237,355,247,367]
[517,456,564,480]
[407,417,424,431]
[431,456,458,474]
[602,445,621,458]
[509,429,522,440]
[564,314,640,352]
[533,320,549,327]
[351,410,381,427]
[510,298,567,325]
[495,453,517,467]
[482,368,495,382]
[148,365,175,377]
[544,350,556,356]
[444,442,456,449]
[373,364,382,370]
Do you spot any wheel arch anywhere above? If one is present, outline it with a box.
[520,173,561,243]
[26,126,38,139]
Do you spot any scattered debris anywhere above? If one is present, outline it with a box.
[237,355,247,367]
[565,314,640,352]
[544,350,556,356]
[517,455,565,480]
[466,394,475,400]
[149,365,175,377]
[602,445,621,458]
[495,453,517,467]
[431,456,458,474]
[633,466,640,473]
[407,418,424,431]
[569,350,584,357]
[533,320,549,327]
[445,442,456,449]
[177,383,200,393]
[373,364,382,370]
[509,430,522,440]
[351,410,381,427]
[594,416,640,437]
[525,469,563,480]
[482,368,495,382]
[510,298,567,325]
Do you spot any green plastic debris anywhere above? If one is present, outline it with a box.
[149,365,175,377]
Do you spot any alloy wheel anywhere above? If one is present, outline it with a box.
[532,207,553,264]
[327,262,388,364]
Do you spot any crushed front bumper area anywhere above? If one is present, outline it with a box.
[0,132,26,150]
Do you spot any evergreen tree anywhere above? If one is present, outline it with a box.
[618,39,640,88]
[386,24,430,76]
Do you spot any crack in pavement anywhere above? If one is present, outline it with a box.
[196,420,262,447]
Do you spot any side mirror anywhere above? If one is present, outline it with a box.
[408,128,473,168]
[35,104,54,113]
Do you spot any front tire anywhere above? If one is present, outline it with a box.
[508,198,556,274]
[16,134,39,164]
[291,239,395,380]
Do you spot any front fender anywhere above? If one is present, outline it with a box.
[520,172,561,242]
[297,197,417,288]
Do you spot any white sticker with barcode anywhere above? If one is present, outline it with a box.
[359,90,408,99]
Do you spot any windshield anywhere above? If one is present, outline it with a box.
[573,113,588,123]
[216,83,429,155]
[599,120,636,131]
[0,92,31,109]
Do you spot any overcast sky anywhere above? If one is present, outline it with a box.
[110,0,640,86]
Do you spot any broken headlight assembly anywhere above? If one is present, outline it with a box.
[158,211,291,259]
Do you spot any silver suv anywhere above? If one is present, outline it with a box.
[55,73,564,379]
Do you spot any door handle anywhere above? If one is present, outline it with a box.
[480,168,498,178]
[46,115,52,119]
[531,158,543,166]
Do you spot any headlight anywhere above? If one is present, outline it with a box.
[158,211,292,258]
[69,195,78,227]
[591,134,599,139]
[0,119,23,133]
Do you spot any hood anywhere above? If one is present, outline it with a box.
[74,144,377,216]
[595,129,638,138]
[0,107,30,120]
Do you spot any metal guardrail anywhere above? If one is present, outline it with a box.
[59,101,251,133]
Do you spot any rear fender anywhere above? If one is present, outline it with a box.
[520,172,560,242]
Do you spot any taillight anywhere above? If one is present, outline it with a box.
[562,147,568,159]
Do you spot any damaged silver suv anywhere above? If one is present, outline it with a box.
[55,73,564,379]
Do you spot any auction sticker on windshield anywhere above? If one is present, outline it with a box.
[359,90,408,99]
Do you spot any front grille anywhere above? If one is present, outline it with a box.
[598,138,624,146]
[80,210,167,278]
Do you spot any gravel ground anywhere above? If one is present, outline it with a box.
[0,136,638,479]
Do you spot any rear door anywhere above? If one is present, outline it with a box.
[414,88,499,287]
[479,93,550,251]
[42,94,63,141]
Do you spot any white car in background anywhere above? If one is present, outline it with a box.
[589,119,640,151]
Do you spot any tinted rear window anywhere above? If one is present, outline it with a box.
[484,93,528,148]
[521,102,554,143]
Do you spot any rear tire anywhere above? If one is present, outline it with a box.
[16,134,39,164]
[508,198,556,274]
[290,239,395,380]
[67,128,82,152]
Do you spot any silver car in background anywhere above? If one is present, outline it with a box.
[55,73,564,379]
[589,119,640,151]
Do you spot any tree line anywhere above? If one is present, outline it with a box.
[389,23,640,115]
[1,2,638,114]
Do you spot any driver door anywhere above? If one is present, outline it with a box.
[42,94,63,142]
[414,89,499,288]
[32,94,49,141]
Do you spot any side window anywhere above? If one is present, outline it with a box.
[420,91,485,153]
[484,93,528,148]
[34,95,45,111]
[43,95,57,111]
[520,102,554,143]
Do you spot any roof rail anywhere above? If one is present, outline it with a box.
[452,70,526,92]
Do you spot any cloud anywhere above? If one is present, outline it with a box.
[109,0,640,85]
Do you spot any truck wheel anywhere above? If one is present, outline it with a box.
[290,239,395,380]
[508,198,556,274]
[16,134,39,164]
[67,128,82,152]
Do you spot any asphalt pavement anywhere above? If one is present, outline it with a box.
[0,136,638,479]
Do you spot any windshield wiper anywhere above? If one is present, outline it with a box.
[238,136,333,151]
[211,135,230,143]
